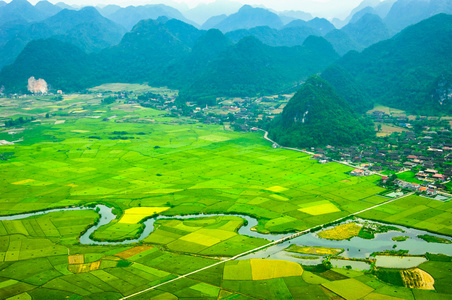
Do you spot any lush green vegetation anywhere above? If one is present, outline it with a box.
[179,35,339,106]
[374,268,405,287]
[0,6,126,69]
[1,94,452,299]
[418,234,451,244]
[0,39,103,93]
[285,245,343,256]
[358,223,403,240]
[269,76,375,147]
[0,18,338,103]
[320,64,372,114]
[358,194,452,236]
[392,236,409,242]
[419,260,452,294]
[330,14,452,114]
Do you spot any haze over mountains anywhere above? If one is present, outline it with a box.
[1,0,452,125]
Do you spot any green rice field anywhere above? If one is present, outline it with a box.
[1,93,451,299]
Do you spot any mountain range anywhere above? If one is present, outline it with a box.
[1,0,452,115]
[224,17,334,47]
[0,0,452,148]
[0,6,126,69]
[205,5,284,32]
[324,13,452,114]
[267,12,452,145]
[0,17,339,105]
[0,0,60,26]
[100,4,194,30]
[179,35,339,104]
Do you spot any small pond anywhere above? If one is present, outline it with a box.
[374,255,427,269]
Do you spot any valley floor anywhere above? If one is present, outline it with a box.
[0,91,451,299]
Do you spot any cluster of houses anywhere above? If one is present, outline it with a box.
[393,179,438,196]
[415,169,448,182]
[309,120,452,181]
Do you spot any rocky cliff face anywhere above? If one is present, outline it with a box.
[27,76,47,94]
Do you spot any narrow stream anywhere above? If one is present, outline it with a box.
[1,205,451,266]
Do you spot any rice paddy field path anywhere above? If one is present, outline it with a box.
[120,192,415,300]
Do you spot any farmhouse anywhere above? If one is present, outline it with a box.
[432,174,445,181]
[350,169,364,176]
[416,172,429,180]
[427,188,438,196]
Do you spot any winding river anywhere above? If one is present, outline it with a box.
[1,204,451,264]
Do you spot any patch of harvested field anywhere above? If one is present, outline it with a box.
[90,260,101,271]
[318,223,362,240]
[375,123,409,137]
[285,245,343,256]
[68,254,84,265]
[117,245,153,259]
[68,260,101,273]
[401,268,435,290]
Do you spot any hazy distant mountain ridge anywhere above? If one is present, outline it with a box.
[225,26,319,47]
[0,0,60,25]
[105,4,192,30]
[183,0,242,25]
[212,5,284,32]
[279,10,313,22]
[222,17,336,48]
[342,13,390,48]
[284,18,335,35]
[384,0,452,33]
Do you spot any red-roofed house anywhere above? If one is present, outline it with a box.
[427,188,437,196]
[433,174,445,181]
[350,169,364,176]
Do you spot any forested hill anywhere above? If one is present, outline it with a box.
[326,13,452,114]
[0,38,101,92]
[268,76,374,148]
[178,35,339,105]
[0,17,339,102]
[0,7,126,69]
